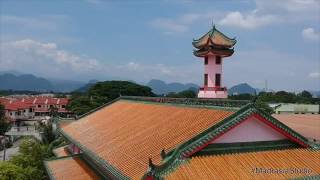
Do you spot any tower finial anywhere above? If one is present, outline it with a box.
[212,20,215,29]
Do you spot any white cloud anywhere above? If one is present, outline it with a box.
[150,19,188,33]
[150,12,220,33]
[308,72,320,79]
[0,39,200,83]
[152,0,319,33]
[255,0,320,13]
[224,48,320,91]
[0,15,68,31]
[302,28,320,41]
[218,11,277,29]
[0,39,101,79]
[255,0,320,22]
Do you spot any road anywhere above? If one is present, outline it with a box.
[0,139,22,161]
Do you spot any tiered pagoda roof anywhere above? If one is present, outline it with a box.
[193,26,236,57]
[45,97,320,180]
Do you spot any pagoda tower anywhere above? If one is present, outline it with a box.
[193,25,236,98]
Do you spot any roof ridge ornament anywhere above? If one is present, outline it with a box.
[160,149,167,159]
[148,158,155,169]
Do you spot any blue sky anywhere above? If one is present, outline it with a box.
[0,0,319,91]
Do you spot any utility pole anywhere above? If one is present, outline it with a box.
[3,140,6,161]
[265,80,268,92]
[1,137,6,161]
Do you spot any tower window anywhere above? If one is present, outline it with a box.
[216,56,221,64]
[215,73,221,86]
[204,74,208,86]
[204,56,208,65]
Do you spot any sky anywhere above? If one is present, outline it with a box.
[0,0,319,91]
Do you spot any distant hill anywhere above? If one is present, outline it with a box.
[0,73,87,92]
[307,90,320,98]
[74,80,99,93]
[49,78,85,92]
[0,73,54,91]
[228,83,256,95]
[147,79,199,95]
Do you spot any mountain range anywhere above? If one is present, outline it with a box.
[0,72,319,97]
[228,83,257,95]
[0,72,85,92]
[146,79,199,95]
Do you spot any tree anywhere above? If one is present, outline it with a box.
[298,90,313,99]
[68,81,155,115]
[177,90,197,98]
[9,137,53,180]
[274,91,296,103]
[166,90,197,98]
[39,122,55,144]
[229,93,254,100]
[49,106,58,117]
[89,81,154,99]
[0,161,28,180]
[0,104,10,135]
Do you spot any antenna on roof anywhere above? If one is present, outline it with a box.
[211,20,215,29]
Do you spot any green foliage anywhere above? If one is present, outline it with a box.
[228,93,254,100]
[0,104,10,135]
[229,90,318,104]
[229,90,319,115]
[8,137,54,180]
[39,123,55,144]
[166,90,197,98]
[68,81,155,115]
[89,81,154,99]
[0,161,28,180]
[49,106,59,117]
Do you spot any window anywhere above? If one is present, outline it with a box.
[216,56,221,64]
[62,105,66,108]
[38,105,41,108]
[204,74,208,86]
[29,108,33,112]
[204,56,208,65]
[215,73,221,86]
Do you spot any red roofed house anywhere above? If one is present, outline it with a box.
[0,96,71,123]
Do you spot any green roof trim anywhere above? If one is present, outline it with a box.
[121,96,249,109]
[146,103,314,179]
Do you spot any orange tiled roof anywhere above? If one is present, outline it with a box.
[45,156,99,180]
[273,114,320,140]
[61,100,234,179]
[165,149,320,180]
[53,145,69,157]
